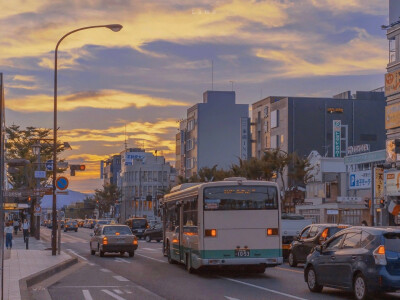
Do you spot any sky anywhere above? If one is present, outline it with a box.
[1,0,389,194]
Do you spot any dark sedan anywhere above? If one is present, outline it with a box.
[64,221,78,232]
[304,226,400,300]
[288,223,349,267]
[143,223,162,242]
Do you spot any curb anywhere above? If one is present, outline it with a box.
[19,257,78,300]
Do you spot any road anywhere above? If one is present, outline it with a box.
[37,227,400,300]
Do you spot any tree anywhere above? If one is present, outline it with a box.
[5,125,67,189]
[231,158,274,180]
[94,184,121,218]
[263,149,292,192]
[288,153,314,187]
[177,165,232,184]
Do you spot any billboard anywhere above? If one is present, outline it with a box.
[240,117,249,160]
[349,170,371,190]
[386,170,400,196]
[385,70,400,97]
[122,152,146,166]
[385,102,400,129]
[374,167,384,204]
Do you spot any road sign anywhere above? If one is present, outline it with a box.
[58,161,69,169]
[56,176,69,190]
[34,205,41,216]
[45,160,53,171]
[34,171,46,178]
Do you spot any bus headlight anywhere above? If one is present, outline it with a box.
[205,229,217,237]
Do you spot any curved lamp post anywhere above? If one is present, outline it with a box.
[52,24,123,255]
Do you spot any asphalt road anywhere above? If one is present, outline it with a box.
[37,227,400,300]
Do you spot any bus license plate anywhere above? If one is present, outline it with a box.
[235,249,250,257]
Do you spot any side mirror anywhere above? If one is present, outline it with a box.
[315,245,322,253]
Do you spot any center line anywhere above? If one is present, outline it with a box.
[135,253,167,263]
[222,277,309,300]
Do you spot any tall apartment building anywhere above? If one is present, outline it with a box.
[102,154,121,186]
[176,91,250,178]
[119,148,173,223]
[251,91,386,160]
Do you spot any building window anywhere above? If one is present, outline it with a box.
[271,135,279,149]
[187,119,195,131]
[389,37,397,63]
[186,158,195,169]
[360,134,377,141]
[257,111,261,124]
[271,110,279,128]
[265,136,268,147]
[186,139,193,151]
[257,131,261,142]
[264,120,268,132]
[280,135,284,145]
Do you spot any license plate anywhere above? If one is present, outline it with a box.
[116,238,125,243]
[235,249,250,257]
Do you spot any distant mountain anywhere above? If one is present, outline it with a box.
[40,190,89,209]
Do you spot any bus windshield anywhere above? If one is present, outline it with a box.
[203,185,278,211]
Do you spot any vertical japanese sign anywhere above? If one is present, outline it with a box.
[374,167,384,204]
[333,120,341,157]
[240,117,249,160]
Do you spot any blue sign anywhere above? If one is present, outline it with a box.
[45,160,53,171]
[56,176,69,190]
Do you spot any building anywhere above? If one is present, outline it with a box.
[251,91,386,160]
[119,148,173,223]
[176,91,250,178]
[102,154,121,186]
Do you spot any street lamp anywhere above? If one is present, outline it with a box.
[52,24,123,255]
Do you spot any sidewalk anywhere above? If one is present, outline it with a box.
[3,232,72,300]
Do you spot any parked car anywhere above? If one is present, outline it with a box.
[90,225,138,257]
[76,219,84,227]
[125,217,149,239]
[288,223,350,267]
[64,220,78,232]
[143,223,162,242]
[304,226,400,300]
[84,219,95,229]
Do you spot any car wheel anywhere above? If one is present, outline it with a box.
[120,251,125,257]
[145,235,151,242]
[167,242,176,264]
[157,240,161,243]
[306,267,323,293]
[75,229,78,232]
[91,249,95,255]
[186,253,194,273]
[99,250,105,257]
[354,273,368,300]
[288,252,297,267]
[129,251,134,257]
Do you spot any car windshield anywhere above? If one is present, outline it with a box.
[132,219,147,227]
[204,185,278,210]
[384,232,400,253]
[103,226,132,235]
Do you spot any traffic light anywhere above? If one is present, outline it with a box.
[28,196,31,202]
[364,199,370,209]
[70,164,86,176]
[395,139,400,154]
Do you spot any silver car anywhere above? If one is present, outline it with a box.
[90,225,138,257]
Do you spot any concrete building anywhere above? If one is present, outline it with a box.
[251,91,386,160]
[176,91,250,178]
[119,148,173,223]
[102,154,121,186]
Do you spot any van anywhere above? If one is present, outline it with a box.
[125,218,149,239]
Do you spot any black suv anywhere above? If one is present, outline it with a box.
[288,223,349,267]
[125,217,149,239]
[304,226,400,300]
[143,223,162,242]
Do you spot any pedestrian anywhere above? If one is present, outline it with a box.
[5,222,13,249]
[13,219,19,235]
[22,219,30,242]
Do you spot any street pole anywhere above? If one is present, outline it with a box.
[35,149,41,240]
[57,209,61,255]
[51,24,122,255]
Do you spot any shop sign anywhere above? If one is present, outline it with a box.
[385,170,400,196]
[374,167,384,204]
[333,120,341,158]
[385,70,400,97]
[386,139,400,162]
[337,196,362,203]
[349,171,371,190]
[347,144,370,155]
[385,102,400,129]
[327,209,339,215]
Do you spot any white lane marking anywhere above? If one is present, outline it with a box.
[100,268,111,273]
[113,275,129,282]
[53,286,120,288]
[102,289,126,300]
[135,253,167,263]
[82,290,93,300]
[88,263,95,266]
[225,297,240,300]
[141,247,157,251]
[113,289,123,294]
[222,277,308,300]
[114,257,130,264]
[124,290,132,294]
[275,267,303,274]
[66,249,88,261]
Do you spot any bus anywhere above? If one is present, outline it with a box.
[161,178,283,273]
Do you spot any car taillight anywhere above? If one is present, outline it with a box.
[133,237,138,245]
[102,237,108,245]
[267,228,279,236]
[205,229,217,237]
[373,245,387,265]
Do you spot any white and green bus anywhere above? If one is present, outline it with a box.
[161,178,283,273]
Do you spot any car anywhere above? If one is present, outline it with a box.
[64,220,78,232]
[288,223,350,267]
[94,219,110,232]
[90,224,138,257]
[84,219,95,229]
[143,223,162,242]
[125,217,149,239]
[59,220,65,229]
[304,226,400,300]
[76,219,84,227]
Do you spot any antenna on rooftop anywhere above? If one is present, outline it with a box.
[124,123,127,150]
[211,59,214,91]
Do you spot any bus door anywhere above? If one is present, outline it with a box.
[179,202,184,262]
